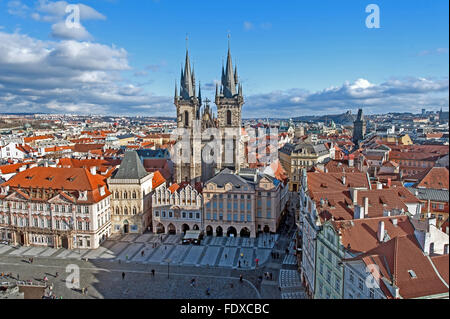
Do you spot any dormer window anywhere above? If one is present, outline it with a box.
[408,270,417,279]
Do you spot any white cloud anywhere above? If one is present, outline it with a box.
[243,21,254,31]
[33,0,106,22]
[418,48,449,56]
[7,0,107,40]
[244,77,449,118]
[0,30,171,115]
[244,21,272,31]
[51,21,92,40]
[7,0,30,17]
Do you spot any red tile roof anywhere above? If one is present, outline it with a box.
[23,135,54,143]
[347,235,449,299]
[1,167,110,203]
[416,167,449,190]
[334,215,415,253]
[152,171,166,189]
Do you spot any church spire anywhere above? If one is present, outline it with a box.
[180,48,194,100]
[222,39,237,98]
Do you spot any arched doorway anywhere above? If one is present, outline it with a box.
[156,223,165,234]
[61,236,69,249]
[123,220,129,234]
[193,224,199,231]
[240,227,251,238]
[182,224,190,234]
[263,225,270,233]
[216,226,223,237]
[227,226,237,237]
[19,232,25,246]
[168,223,176,235]
[206,225,213,236]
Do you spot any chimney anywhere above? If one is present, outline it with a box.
[349,155,354,167]
[377,221,385,242]
[90,166,97,175]
[364,197,369,217]
[354,205,365,219]
[392,218,398,227]
[342,175,347,185]
[377,182,382,190]
[351,188,358,205]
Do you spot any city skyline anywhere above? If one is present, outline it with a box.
[0,0,448,117]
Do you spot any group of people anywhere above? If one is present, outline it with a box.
[264,272,274,280]
[271,251,281,259]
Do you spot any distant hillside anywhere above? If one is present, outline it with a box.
[292,111,356,125]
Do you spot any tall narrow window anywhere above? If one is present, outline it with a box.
[227,110,232,126]
[184,110,189,127]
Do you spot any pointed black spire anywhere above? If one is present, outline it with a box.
[222,41,237,98]
[180,48,194,100]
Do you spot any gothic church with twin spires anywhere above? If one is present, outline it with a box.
[174,44,244,184]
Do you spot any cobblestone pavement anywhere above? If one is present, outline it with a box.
[0,193,307,300]
[0,233,278,271]
[0,255,260,299]
[259,194,305,299]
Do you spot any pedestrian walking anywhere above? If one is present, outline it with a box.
[122,272,125,280]
[239,275,243,283]
[238,260,241,268]
[151,269,155,277]
[206,288,210,296]
[85,287,88,296]
[141,250,145,257]
[81,287,85,295]
[17,273,19,281]
[55,272,59,278]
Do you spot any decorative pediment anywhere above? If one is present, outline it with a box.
[49,192,75,204]
[6,190,29,201]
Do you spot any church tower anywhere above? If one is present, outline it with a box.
[174,48,202,183]
[215,44,244,171]
[353,108,367,145]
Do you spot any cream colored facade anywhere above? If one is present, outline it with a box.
[0,187,111,250]
[203,172,286,238]
[280,142,330,192]
[108,174,154,234]
[152,184,202,234]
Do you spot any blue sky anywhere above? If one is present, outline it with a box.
[0,0,448,117]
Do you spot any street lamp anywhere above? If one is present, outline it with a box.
[165,258,171,279]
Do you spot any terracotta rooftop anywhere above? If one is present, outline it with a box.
[416,167,449,190]
[1,167,110,203]
[347,235,449,299]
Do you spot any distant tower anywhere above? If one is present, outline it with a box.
[174,47,202,183]
[353,108,366,145]
[215,41,244,171]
